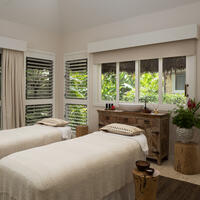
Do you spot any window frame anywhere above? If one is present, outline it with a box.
[0,49,2,129]
[94,56,196,110]
[25,49,56,125]
[64,52,89,131]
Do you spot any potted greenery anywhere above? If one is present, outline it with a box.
[172,99,200,143]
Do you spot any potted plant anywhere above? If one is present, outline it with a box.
[172,99,200,143]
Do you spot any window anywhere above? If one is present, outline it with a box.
[25,55,54,125]
[119,61,135,102]
[140,59,159,103]
[175,73,185,91]
[99,56,189,106]
[101,63,116,101]
[64,58,88,132]
[163,56,186,104]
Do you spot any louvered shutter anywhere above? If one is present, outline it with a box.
[64,58,88,131]
[25,104,53,125]
[65,59,87,99]
[26,57,53,99]
[65,104,87,131]
[26,56,54,126]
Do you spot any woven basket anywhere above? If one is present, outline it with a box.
[76,125,88,137]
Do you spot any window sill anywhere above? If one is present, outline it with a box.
[93,101,178,111]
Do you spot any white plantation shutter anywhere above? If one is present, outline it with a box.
[26,57,53,99]
[26,104,53,125]
[65,104,87,131]
[64,58,88,132]
[25,55,54,126]
[65,59,87,99]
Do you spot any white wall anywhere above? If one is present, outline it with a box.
[0,19,64,118]
[63,1,200,157]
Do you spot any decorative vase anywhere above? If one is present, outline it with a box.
[176,127,194,143]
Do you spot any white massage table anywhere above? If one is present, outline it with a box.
[0,131,148,200]
[0,124,72,159]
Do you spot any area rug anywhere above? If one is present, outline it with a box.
[157,176,200,200]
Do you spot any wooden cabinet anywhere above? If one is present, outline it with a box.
[97,109,169,164]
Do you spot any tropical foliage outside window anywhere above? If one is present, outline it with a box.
[65,59,87,99]
[65,59,88,131]
[119,61,135,102]
[140,59,159,103]
[65,104,87,131]
[101,63,116,101]
[100,57,186,105]
[26,57,54,125]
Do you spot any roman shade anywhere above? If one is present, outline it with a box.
[93,39,196,64]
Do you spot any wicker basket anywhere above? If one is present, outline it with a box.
[76,125,88,137]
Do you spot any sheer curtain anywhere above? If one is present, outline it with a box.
[2,49,25,129]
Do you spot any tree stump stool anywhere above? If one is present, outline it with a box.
[132,169,160,200]
[174,142,200,175]
[76,125,88,137]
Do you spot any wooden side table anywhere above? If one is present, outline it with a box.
[76,125,89,137]
[174,142,200,175]
[132,169,160,200]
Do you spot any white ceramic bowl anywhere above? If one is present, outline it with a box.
[118,103,143,112]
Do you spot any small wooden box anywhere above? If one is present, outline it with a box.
[76,125,89,137]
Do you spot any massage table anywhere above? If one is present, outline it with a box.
[0,124,72,159]
[0,131,148,200]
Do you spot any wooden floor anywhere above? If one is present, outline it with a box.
[157,176,200,200]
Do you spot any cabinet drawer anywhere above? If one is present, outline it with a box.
[99,114,117,125]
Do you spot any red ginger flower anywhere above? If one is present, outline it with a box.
[187,99,196,110]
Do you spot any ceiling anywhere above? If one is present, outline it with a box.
[0,0,199,33]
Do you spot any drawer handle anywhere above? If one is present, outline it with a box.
[151,131,159,134]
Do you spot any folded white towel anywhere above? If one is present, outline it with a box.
[132,134,149,155]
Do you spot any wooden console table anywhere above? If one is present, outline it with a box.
[97,109,170,164]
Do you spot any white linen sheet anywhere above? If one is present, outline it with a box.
[0,131,146,200]
[0,125,72,159]
[101,131,148,155]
